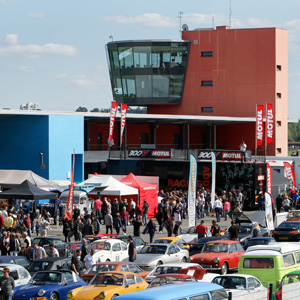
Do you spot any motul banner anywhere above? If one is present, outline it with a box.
[109,102,118,141]
[266,162,272,195]
[284,162,296,189]
[256,105,264,146]
[120,104,127,143]
[64,150,75,220]
[198,150,243,161]
[266,103,274,144]
[128,148,171,158]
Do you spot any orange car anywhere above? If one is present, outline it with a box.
[81,262,149,282]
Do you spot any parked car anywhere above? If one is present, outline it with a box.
[28,257,84,276]
[211,274,268,296]
[273,270,300,300]
[135,244,189,271]
[67,271,148,300]
[148,273,197,288]
[190,240,245,274]
[85,234,119,243]
[13,270,87,300]
[272,221,300,241]
[0,263,31,287]
[114,235,147,252]
[286,210,300,221]
[152,237,189,249]
[177,226,212,243]
[244,237,276,250]
[188,236,230,256]
[0,255,30,268]
[28,237,69,260]
[91,239,128,262]
[80,262,149,282]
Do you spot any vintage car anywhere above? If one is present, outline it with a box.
[211,274,268,296]
[152,237,189,249]
[273,270,300,300]
[0,263,31,287]
[135,244,189,271]
[190,240,245,274]
[148,273,197,288]
[272,221,300,241]
[91,239,128,262]
[244,237,276,250]
[114,235,147,252]
[177,226,212,243]
[80,262,149,282]
[67,271,148,300]
[85,234,119,243]
[13,270,87,300]
[0,255,30,268]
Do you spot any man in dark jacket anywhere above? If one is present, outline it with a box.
[142,199,149,226]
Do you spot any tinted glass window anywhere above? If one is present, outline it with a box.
[211,289,228,300]
[135,275,143,283]
[120,265,128,272]
[19,268,29,279]
[190,294,209,300]
[283,254,295,267]
[9,270,19,280]
[15,258,29,268]
[119,47,134,69]
[121,243,127,251]
[65,272,74,283]
[126,274,136,285]
[128,264,141,273]
[230,244,237,253]
[243,258,274,269]
[236,244,244,252]
[28,261,50,272]
[112,243,121,251]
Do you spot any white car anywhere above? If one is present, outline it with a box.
[0,263,31,287]
[178,226,212,243]
[135,244,189,271]
[211,274,268,296]
[91,239,129,263]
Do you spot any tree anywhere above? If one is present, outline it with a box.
[90,108,100,112]
[75,106,88,112]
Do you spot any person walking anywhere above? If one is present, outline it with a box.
[211,220,221,237]
[23,214,32,238]
[223,200,230,221]
[165,214,173,237]
[0,267,15,300]
[39,217,50,237]
[154,207,164,233]
[213,198,223,222]
[32,243,47,261]
[83,249,97,269]
[63,218,72,242]
[142,199,149,226]
[132,216,142,237]
[195,220,207,239]
[146,219,156,243]
[92,215,101,235]
[113,213,122,235]
[127,236,136,262]
[120,207,129,234]
[49,243,59,257]
[228,221,239,241]
[104,211,113,234]
[71,249,82,276]
[80,239,88,262]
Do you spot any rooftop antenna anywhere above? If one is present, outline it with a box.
[178,11,184,38]
[229,0,232,27]
[212,0,215,28]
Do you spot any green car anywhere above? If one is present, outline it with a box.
[273,270,300,300]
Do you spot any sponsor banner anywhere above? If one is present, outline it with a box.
[198,150,243,161]
[64,150,75,220]
[256,105,264,146]
[265,192,274,230]
[188,155,197,228]
[284,162,296,189]
[109,102,118,142]
[266,103,274,144]
[120,104,127,143]
[128,148,171,158]
[266,162,272,195]
[211,152,216,209]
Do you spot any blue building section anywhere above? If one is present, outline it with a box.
[0,114,84,181]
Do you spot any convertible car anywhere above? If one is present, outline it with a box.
[13,270,87,300]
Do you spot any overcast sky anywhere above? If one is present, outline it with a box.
[1,0,300,118]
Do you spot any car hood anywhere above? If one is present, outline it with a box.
[72,284,122,297]
[191,252,229,262]
[14,283,61,297]
[135,254,161,265]
[177,234,197,243]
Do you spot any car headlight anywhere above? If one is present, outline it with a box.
[99,291,106,299]
[213,257,219,263]
[38,289,46,297]
[67,291,74,299]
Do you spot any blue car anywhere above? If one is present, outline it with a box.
[14,270,87,300]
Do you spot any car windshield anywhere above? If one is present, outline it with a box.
[139,245,167,254]
[281,273,300,286]
[153,266,182,275]
[31,272,62,284]
[90,242,111,251]
[149,276,184,287]
[90,273,123,285]
[238,226,252,234]
[202,243,228,253]
[212,276,246,290]
[87,264,117,274]
[28,261,51,272]
[153,239,172,244]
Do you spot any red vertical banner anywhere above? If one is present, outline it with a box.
[256,105,264,147]
[266,103,274,144]
[120,104,127,143]
[266,162,272,195]
[284,162,296,189]
[64,150,75,220]
[109,102,118,142]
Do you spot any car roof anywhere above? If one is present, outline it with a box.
[0,263,21,270]
[213,274,256,279]
[30,257,70,262]
[154,237,181,241]
[32,237,62,241]
[0,256,26,260]
[155,263,200,268]
[95,271,138,276]
[92,239,124,244]
[204,240,239,244]
[156,274,192,279]
[248,237,274,241]
[244,243,300,254]
[92,262,135,266]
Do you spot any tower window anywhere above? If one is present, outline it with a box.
[202,81,213,86]
[276,93,281,99]
[202,107,213,112]
[201,51,213,57]
[277,65,282,71]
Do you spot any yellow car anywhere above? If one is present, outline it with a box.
[152,237,189,249]
[67,271,148,300]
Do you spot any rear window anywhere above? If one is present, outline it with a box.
[28,261,51,272]
[243,258,274,269]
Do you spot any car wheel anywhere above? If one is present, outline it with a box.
[156,261,163,267]
[112,294,119,299]
[181,257,187,263]
[221,262,228,275]
[49,293,59,300]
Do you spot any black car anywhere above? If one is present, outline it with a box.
[244,237,276,250]
[27,257,84,276]
[28,237,69,260]
[188,236,230,256]
[114,236,147,251]
[272,221,300,242]
[0,256,30,268]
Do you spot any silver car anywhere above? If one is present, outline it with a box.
[135,244,190,271]
[0,263,31,287]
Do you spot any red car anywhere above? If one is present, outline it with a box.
[84,234,119,243]
[148,273,197,288]
[190,240,245,274]
[80,262,149,282]
[286,210,300,222]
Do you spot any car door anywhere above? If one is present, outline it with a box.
[125,274,139,293]
[111,242,122,261]
[229,244,239,268]
[59,272,77,299]
[120,242,128,261]
[167,245,178,263]
[10,270,21,286]
[18,267,31,285]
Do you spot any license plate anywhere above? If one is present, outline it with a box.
[279,237,288,240]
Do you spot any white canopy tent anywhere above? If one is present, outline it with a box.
[77,175,107,186]
[100,176,138,197]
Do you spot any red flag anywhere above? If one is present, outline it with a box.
[64,150,75,220]
[120,104,127,143]
[256,105,264,146]
[266,103,274,144]
[109,102,118,141]
[284,162,296,189]
[266,162,272,195]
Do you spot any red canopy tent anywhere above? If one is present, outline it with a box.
[120,173,158,218]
